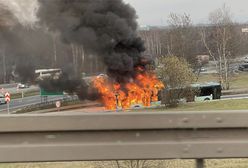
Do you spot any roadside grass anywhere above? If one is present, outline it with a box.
[130,98,248,112]
[1,159,248,168]
[15,99,82,114]
[0,162,95,168]
[197,73,219,83]
[197,72,248,89]
[11,90,40,99]
[172,98,248,111]
[230,73,248,89]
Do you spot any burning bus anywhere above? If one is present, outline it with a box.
[80,55,165,110]
[92,66,165,110]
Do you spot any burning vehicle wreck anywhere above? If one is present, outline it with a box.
[35,0,165,110]
[93,66,164,110]
[39,59,164,111]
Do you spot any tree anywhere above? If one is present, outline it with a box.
[157,56,196,106]
[200,4,238,90]
[164,13,200,68]
[139,29,163,58]
[157,56,195,88]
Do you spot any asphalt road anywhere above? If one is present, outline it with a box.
[1,85,39,95]
[0,95,66,114]
[221,93,248,100]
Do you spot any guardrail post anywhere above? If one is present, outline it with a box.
[196,159,204,168]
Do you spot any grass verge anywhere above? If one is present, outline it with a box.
[198,72,248,90]
[1,159,248,168]
[173,99,248,111]
[131,98,248,112]
[11,90,40,99]
[15,99,82,114]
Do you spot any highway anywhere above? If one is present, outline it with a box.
[0,83,72,114]
[0,93,246,114]
[0,95,66,114]
[0,81,247,115]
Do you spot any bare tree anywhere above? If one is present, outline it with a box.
[164,13,199,68]
[139,29,163,58]
[201,4,237,89]
[71,43,87,75]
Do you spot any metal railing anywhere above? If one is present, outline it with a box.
[0,111,248,167]
[17,96,79,113]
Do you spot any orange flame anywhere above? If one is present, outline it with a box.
[93,70,165,110]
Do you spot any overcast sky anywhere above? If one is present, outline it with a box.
[124,0,248,26]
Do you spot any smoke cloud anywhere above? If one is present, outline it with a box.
[0,1,53,83]
[0,0,38,27]
[0,0,147,102]
[37,0,146,83]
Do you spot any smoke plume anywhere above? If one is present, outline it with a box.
[0,1,56,83]
[0,0,38,27]
[37,0,146,83]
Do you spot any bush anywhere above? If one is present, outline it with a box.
[161,87,198,107]
[157,56,196,107]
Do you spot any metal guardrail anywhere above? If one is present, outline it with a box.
[18,96,79,112]
[1,111,248,167]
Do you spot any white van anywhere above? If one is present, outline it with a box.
[0,94,6,104]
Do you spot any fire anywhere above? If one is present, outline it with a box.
[93,69,165,110]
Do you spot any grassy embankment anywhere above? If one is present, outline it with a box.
[167,98,248,111]
[129,98,248,112]
[11,90,40,99]
[197,72,248,90]
[2,159,248,168]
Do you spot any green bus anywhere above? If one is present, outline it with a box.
[191,82,222,101]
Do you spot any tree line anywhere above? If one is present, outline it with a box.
[139,5,248,90]
[0,4,248,90]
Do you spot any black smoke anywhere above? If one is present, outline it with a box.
[0,6,46,83]
[37,0,146,84]
[0,25,59,83]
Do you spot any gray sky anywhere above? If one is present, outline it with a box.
[124,0,248,26]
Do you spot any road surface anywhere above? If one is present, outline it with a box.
[221,93,248,100]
